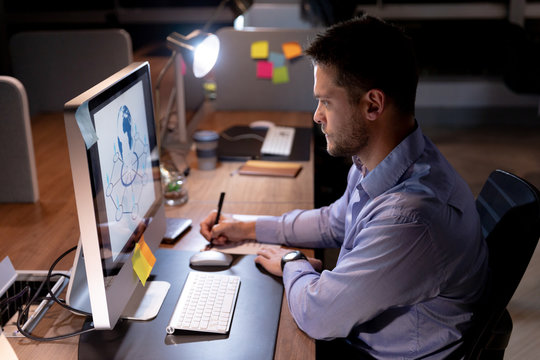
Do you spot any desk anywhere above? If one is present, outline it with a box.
[0,109,315,359]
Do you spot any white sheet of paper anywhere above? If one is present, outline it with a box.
[211,214,282,255]
[214,239,282,255]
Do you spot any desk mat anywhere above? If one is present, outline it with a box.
[78,250,283,360]
[218,125,311,161]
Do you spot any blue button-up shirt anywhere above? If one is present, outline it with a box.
[256,125,488,359]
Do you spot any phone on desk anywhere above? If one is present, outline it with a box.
[162,217,192,244]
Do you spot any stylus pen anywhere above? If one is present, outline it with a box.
[211,192,226,245]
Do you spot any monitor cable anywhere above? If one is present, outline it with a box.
[219,131,265,142]
[15,246,96,341]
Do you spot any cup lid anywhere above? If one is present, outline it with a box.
[193,130,219,142]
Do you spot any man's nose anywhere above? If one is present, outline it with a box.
[313,104,324,124]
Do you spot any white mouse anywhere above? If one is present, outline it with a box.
[189,250,233,267]
[249,120,275,129]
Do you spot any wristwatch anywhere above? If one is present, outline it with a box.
[281,250,307,271]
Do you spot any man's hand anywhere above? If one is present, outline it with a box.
[255,247,323,277]
[199,210,256,245]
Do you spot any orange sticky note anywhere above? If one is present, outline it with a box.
[251,40,269,59]
[131,237,155,286]
[282,41,302,60]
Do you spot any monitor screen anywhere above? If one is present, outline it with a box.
[90,72,158,273]
[64,62,167,330]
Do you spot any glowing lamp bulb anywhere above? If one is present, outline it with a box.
[193,34,220,78]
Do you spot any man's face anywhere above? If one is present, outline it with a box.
[313,65,369,157]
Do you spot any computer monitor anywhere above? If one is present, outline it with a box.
[64,62,169,330]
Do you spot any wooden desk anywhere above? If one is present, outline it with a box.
[0,109,315,360]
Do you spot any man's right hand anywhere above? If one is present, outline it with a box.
[199,210,257,245]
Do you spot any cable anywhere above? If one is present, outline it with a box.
[45,247,91,316]
[16,246,95,341]
[0,285,30,309]
[220,132,265,142]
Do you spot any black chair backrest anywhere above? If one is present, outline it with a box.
[467,169,540,358]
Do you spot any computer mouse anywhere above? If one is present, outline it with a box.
[189,250,233,268]
[249,120,275,129]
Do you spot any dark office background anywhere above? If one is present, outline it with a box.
[2,1,540,79]
[1,0,540,206]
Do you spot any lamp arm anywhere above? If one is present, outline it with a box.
[202,0,230,32]
[154,52,175,152]
[155,53,175,90]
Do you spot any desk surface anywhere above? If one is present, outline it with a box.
[0,107,315,359]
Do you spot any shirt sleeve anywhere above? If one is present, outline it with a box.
[255,204,346,248]
[282,220,444,340]
[255,167,356,248]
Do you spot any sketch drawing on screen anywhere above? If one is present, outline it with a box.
[94,81,155,262]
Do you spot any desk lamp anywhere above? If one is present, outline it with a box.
[155,0,252,207]
[155,30,219,146]
[154,0,252,148]
[155,31,219,206]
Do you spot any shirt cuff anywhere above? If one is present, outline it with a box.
[255,216,282,245]
[282,259,318,290]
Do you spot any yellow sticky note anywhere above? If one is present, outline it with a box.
[132,238,155,286]
[139,237,156,267]
[272,66,289,84]
[251,41,269,59]
[282,41,302,60]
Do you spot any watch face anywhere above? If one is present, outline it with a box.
[284,251,300,261]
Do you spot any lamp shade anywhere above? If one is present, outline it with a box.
[167,30,220,78]
[193,34,220,78]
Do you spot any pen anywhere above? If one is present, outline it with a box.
[210,192,226,245]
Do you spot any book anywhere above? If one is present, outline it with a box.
[238,160,302,178]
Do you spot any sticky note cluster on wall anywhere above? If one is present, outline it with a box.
[250,40,303,84]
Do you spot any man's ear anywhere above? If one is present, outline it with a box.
[362,89,385,121]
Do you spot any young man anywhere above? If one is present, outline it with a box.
[200,15,488,359]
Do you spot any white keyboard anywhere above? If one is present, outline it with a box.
[166,271,240,334]
[260,126,295,156]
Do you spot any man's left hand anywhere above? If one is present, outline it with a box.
[255,247,323,277]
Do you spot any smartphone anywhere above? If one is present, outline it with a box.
[162,217,192,244]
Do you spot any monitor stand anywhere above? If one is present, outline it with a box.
[66,243,170,323]
[121,280,170,320]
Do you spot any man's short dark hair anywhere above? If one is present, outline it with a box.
[305,15,418,115]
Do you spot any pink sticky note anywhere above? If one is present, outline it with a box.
[180,56,186,75]
[256,61,273,79]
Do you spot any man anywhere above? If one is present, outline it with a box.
[200,15,488,359]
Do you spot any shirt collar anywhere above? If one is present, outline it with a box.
[355,122,425,199]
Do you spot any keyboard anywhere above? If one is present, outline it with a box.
[166,271,240,334]
[260,126,295,157]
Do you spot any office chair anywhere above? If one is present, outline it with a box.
[461,169,540,359]
[0,76,39,202]
[9,29,133,115]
